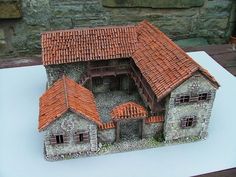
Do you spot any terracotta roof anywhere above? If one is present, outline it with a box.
[132,21,219,100]
[42,26,137,65]
[98,121,116,130]
[38,75,102,131]
[41,20,219,101]
[111,102,148,120]
[145,115,164,124]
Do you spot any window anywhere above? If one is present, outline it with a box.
[175,95,190,104]
[198,93,211,101]
[49,134,69,145]
[175,92,211,105]
[79,134,84,142]
[56,135,64,144]
[93,77,103,86]
[74,131,89,143]
[181,116,197,128]
[180,95,190,103]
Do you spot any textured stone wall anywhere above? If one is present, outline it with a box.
[0,0,22,19]
[45,62,86,87]
[98,128,116,143]
[44,111,98,158]
[143,122,163,138]
[0,0,235,57]
[163,73,217,141]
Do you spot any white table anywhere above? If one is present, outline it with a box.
[0,51,236,177]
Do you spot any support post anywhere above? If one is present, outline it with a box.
[89,77,92,91]
[139,119,144,139]
[87,61,91,75]
[116,121,120,142]
[127,75,131,95]
[152,96,157,113]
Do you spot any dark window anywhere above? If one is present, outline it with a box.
[175,92,211,105]
[181,116,197,128]
[55,135,64,144]
[175,95,190,104]
[198,93,208,101]
[74,131,89,143]
[94,77,103,86]
[180,95,190,103]
[79,134,84,142]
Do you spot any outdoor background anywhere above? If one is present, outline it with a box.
[0,0,235,57]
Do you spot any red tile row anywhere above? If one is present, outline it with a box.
[41,26,137,65]
[111,102,148,120]
[98,121,116,130]
[145,115,164,124]
[39,75,102,131]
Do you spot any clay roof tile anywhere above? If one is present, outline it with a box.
[111,102,148,120]
[38,76,102,131]
[41,20,219,102]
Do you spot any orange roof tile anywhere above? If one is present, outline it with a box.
[132,21,219,100]
[111,102,148,120]
[41,20,219,101]
[41,26,137,65]
[145,115,164,124]
[98,121,116,130]
[38,75,102,131]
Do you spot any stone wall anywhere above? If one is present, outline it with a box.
[163,72,217,141]
[44,111,98,159]
[143,122,163,138]
[98,128,116,143]
[45,62,86,87]
[0,0,235,57]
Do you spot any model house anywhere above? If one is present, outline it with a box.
[38,20,219,160]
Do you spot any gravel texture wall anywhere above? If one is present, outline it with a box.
[45,62,86,87]
[143,122,163,138]
[163,73,217,141]
[98,128,116,143]
[44,111,98,159]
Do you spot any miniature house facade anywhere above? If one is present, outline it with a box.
[39,20,219,160]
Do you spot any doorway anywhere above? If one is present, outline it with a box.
[119,119,142,141]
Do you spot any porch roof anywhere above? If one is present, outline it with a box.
[111,102,148,121]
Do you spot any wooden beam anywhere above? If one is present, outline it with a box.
[116,121,120,142]
[89,77,92,91]
[139,119,144,139]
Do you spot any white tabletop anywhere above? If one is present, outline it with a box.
[0,51,236,177]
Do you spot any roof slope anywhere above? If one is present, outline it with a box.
[111,102,148,120]
[42,26,137,65]
[39,76,102,131]
[41,20,219,101]
[132,21,219,100]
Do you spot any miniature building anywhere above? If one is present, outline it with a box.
[38,20,219,160]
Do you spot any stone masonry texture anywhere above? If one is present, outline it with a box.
[0,0,235,57]
[45,62,86,87]
[44,111,98,159]
[164,72,217,141]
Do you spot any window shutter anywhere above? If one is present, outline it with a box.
[189,96,198,102]
[180,119,187,128]
[74,131,89,143]
[192,117,197,127]
[83,132,89,142]
[74,133,80,144]
[63,134,70,144]
[50,135,57,145]
[175,96,181,105]
[206,92,212,101]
